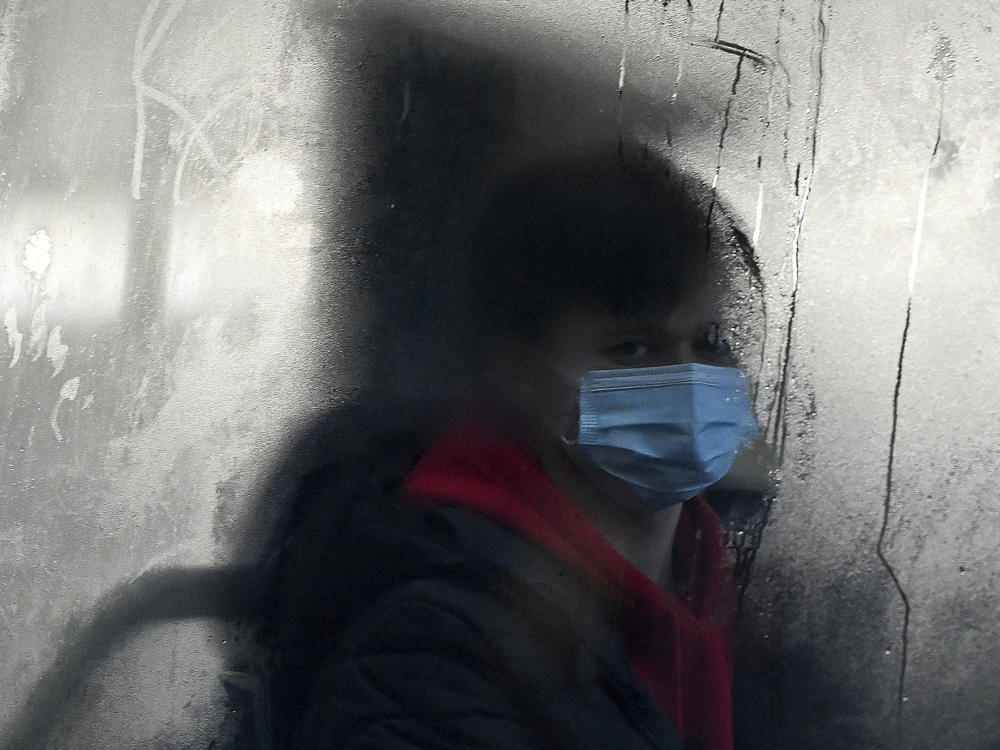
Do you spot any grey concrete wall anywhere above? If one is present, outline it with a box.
[0,1,997,748]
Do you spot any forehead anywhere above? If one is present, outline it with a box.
[548,290,722,343]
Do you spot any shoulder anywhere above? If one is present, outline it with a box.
[290,501,680,749]
[288,504,550,748]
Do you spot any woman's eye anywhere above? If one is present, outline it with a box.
[606,341,653,362]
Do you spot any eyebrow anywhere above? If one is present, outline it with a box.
[596,315,717,343]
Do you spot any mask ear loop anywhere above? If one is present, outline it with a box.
[561,392,582,445]
[548,365,583,446]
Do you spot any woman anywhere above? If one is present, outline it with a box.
[269,148,760,750]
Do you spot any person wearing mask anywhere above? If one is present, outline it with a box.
[269,147,761,750]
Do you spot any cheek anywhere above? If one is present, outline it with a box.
[560,389,581,441]
[509,366,580,443]
[538,374,580,443]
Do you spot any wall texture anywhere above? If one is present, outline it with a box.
[0,1,997,748]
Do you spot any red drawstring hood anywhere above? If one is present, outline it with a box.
[403,419,736,750]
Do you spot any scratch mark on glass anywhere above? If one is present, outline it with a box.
[132,0,176,199]
[651,3,672,145]
[617,0,631,162]
[774,0,793,170]
[705,53,744,252]
[172,80,257,202]
[751,176,768,407]
[141,84,228,178]
[132,0,248,202]
[770,0,826,462]
[751,182,764,257]
[688,38,771,70]
[50,376,80,443]
[27,301,47,362]
[669,3,695,107]
[4,305,22,368]
[732,492,777,618]
[878,50,948,738]
[750,0,791,413]
[728,225,768,405]
[46,325,68,378]
[618,3,629,98]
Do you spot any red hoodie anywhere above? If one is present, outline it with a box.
[403,419,736,750]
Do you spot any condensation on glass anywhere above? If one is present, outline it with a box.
[0,1,997,748]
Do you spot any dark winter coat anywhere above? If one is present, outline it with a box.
[278,493,686,749]
[268,422,738,750]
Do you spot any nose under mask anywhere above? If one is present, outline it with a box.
[564,362,759,512]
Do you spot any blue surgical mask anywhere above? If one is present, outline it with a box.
[565,362,758,512]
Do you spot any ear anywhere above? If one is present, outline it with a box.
[476,330,548,420]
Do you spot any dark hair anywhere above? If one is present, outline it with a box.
[463,149,730,345]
